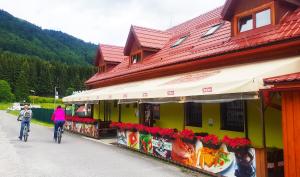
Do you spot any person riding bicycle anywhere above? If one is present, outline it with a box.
[18,104,32,140]
[51,105,65,141]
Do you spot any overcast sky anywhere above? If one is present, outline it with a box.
[0,0,225,46]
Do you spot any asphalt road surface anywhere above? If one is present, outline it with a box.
[0,111,209,177]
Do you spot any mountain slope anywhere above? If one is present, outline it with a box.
[0,9,97,65]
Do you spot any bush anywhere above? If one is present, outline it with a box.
[29,96,62,104]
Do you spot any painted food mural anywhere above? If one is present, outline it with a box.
[127,131,139,149]
[117,130,127,146]
[152,136,172,159]
[171,138,197,166]
[139,133,153,153]
[196,146,234,173]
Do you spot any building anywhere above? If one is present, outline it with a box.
[63,1,300,176]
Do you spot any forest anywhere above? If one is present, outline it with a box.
[0,51,96,101]
[0,10,98,102]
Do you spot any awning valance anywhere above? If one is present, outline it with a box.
[63,56,300,103]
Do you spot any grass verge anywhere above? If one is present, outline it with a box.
[0,103,12,110]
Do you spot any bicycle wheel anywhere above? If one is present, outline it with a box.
[57,127,62,144]
[23,125,28,142]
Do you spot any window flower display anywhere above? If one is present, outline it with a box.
[200,134,222,149]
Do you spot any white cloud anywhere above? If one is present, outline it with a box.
[0,0,225,45]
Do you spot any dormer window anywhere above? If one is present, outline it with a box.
[238,8,272,33]
[99,65,106,73]
[239,15,253,32]
[202,23,222,37]
[234,2,275,35]
[171,35,188,48]
[131,53,141,64]
[256,9,271,28]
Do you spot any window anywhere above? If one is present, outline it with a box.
[256,9,271,28]
[239,15,253,32]
[144,104,160,120]
[237,7,272,33]
[185,103,202,127]
[99,65,106,73]
[203,23,222,37]
[221,100,246,132]
[171,35,188,48]
[131,53,141,64]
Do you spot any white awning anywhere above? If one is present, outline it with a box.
[63,56,300,103]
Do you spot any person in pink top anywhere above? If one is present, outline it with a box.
[52,105,65,141]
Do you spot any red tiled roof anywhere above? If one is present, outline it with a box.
[264,72,300,84]
[133,26,170,49]
[99,44,124,63]
[86,6,300,86]
[123,25,171,55]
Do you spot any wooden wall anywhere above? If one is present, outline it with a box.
[282,91,300,177]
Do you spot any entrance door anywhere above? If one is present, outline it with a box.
[281,91,300,177]
[139,104,160,127]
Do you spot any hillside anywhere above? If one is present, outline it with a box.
[0,9,97,65]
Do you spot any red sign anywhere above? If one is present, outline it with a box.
[143,93,148,97]
[202,87,212,93]
[167,90,175,95]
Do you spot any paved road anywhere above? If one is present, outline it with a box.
[0,111,208,177]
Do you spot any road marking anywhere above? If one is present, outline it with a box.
[82,136,116,146]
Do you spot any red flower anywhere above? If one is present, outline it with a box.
[158,128,175,137]
[148,127,161,135]
[136,124,146,132]
[178,129,194,140]
[222,136,251,149]
[201,134,220,145]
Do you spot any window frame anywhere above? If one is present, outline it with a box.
[202,23,223,37]
[233,2,275,35]
[171,35,188,48]
[184,102,202,127]
[220,100,247,132]
[131,52,142,64]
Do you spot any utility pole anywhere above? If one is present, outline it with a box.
[54,86,59,110]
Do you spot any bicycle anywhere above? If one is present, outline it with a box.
[56,126,63,144]
[17,117,30,142]
[23,122,29,142]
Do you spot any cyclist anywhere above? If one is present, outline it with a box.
[51,105,65,141]
[18,104,32,140]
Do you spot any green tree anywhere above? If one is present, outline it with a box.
[0,80,15,102]
[15,61,30,102]
[65,87,75,96]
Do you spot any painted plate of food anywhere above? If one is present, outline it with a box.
[196,147,234,174]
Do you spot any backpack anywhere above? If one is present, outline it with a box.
[24,111,31,119]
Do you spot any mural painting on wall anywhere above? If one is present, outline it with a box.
[127,131,139,149]
[171,138,256,176]
[63,121,98,138]
[113,125,256,177]
[171,138,197,166]
[139,133,153,154]
[117,130,127,146]
[152,136,172,159]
